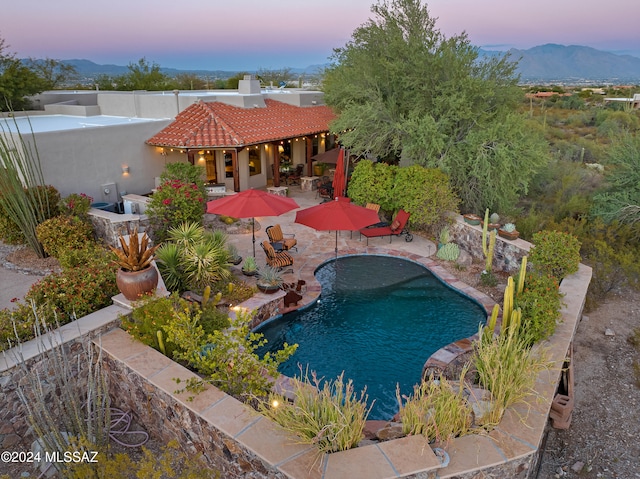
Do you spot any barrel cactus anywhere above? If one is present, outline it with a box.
[436,242,460,261]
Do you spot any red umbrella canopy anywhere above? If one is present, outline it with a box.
[295,200,380,255]
[332,148,346,199]
[206,189,299,217]
[295,199,380,231]
[206,189,299,256]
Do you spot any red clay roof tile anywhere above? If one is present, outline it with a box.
[146,99,336,148]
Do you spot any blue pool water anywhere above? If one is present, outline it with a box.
[256,255,487,420]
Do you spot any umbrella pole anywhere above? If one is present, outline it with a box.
[252,218,256,257]
[335,230,338,257]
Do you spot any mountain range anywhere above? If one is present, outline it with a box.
[486,44,640,83]
[56,44,640,84]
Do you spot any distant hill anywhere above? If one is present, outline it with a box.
[480,44,640,83]
[29,44,640,84]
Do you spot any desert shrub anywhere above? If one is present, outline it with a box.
[122,294,186,356]
[36,215,95,258]
[260,371,370,453]
[58,243,113,270]
[146,181,206,243]
[160,161,206,191]
[529,230,581,280]
[24,254,117,322]
[585,239,640,305]
[0,184,61,246]
[516,272,563,345]
[66,439,219,479]
[212,279,255,305]
[393,165,459,232]
[347,160,396,212]
[59,192,93,218]
[473,324,550,425]
[397,371,472,443]
[1,253,117,351]
[165,311,297,400]
[347,161,459,232]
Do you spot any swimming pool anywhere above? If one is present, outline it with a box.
[256,255,487,420]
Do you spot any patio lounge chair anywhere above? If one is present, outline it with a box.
[359,209,414,245]
[266,224,297,251]
[261,240,294,271]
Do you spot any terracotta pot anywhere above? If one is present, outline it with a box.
[116,266,159,301]
[482,221,501,232]
[498,229,520,241]
[256,283,280,294]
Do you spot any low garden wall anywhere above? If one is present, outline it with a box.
[0,305,127,450]
[451,215,530,273]
[88,209,150,248]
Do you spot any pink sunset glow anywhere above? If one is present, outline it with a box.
[2,0,638,70]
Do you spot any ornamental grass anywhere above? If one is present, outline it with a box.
[260,370,371,454]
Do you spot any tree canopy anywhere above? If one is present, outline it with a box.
[323,0,549,212]
[0,37,42,111]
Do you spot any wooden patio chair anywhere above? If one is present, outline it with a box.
[261,240,294,271]
[266,224,297,251]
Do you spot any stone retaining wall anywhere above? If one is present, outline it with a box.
[451,216,531,273]
[0,305,127,450]
[88,209,150,248]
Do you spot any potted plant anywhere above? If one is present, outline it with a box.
[482,212,501,231]
[227,243,242,265]
[256,265,283,294]
[498,223,520,240]
[110,227,161,301]
[242,256,258,276]
[462,213,482,225]
[313,162,326,177]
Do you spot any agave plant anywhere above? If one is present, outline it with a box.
[110,227,160,271]
[257,265,283,287]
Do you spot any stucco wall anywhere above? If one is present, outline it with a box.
[21,120,171,200]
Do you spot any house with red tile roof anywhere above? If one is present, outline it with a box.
[147,76,336,191]
[2,77,336,204]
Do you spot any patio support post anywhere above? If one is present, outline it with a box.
[232,149,240,192]
[272,142,281,187]
[305,137,313,177]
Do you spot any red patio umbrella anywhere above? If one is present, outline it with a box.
[206,189,299,257]
[295,199,380,256]
[332,148,346,199]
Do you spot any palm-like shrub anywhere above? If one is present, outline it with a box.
[156,222,232,293]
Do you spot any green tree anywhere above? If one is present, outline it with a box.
[256,68,293,88]
[119,57,170,90]
[25,58,79,89]
[0,37,42,110]
[323,0,548,212]
[590,132,640,235]
[172,73,207,90]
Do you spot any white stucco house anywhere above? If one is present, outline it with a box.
[0,76,336,207]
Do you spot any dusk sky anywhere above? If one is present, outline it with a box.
[2,0,638,71]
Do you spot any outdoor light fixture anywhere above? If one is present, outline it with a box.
[122,166,130,174]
